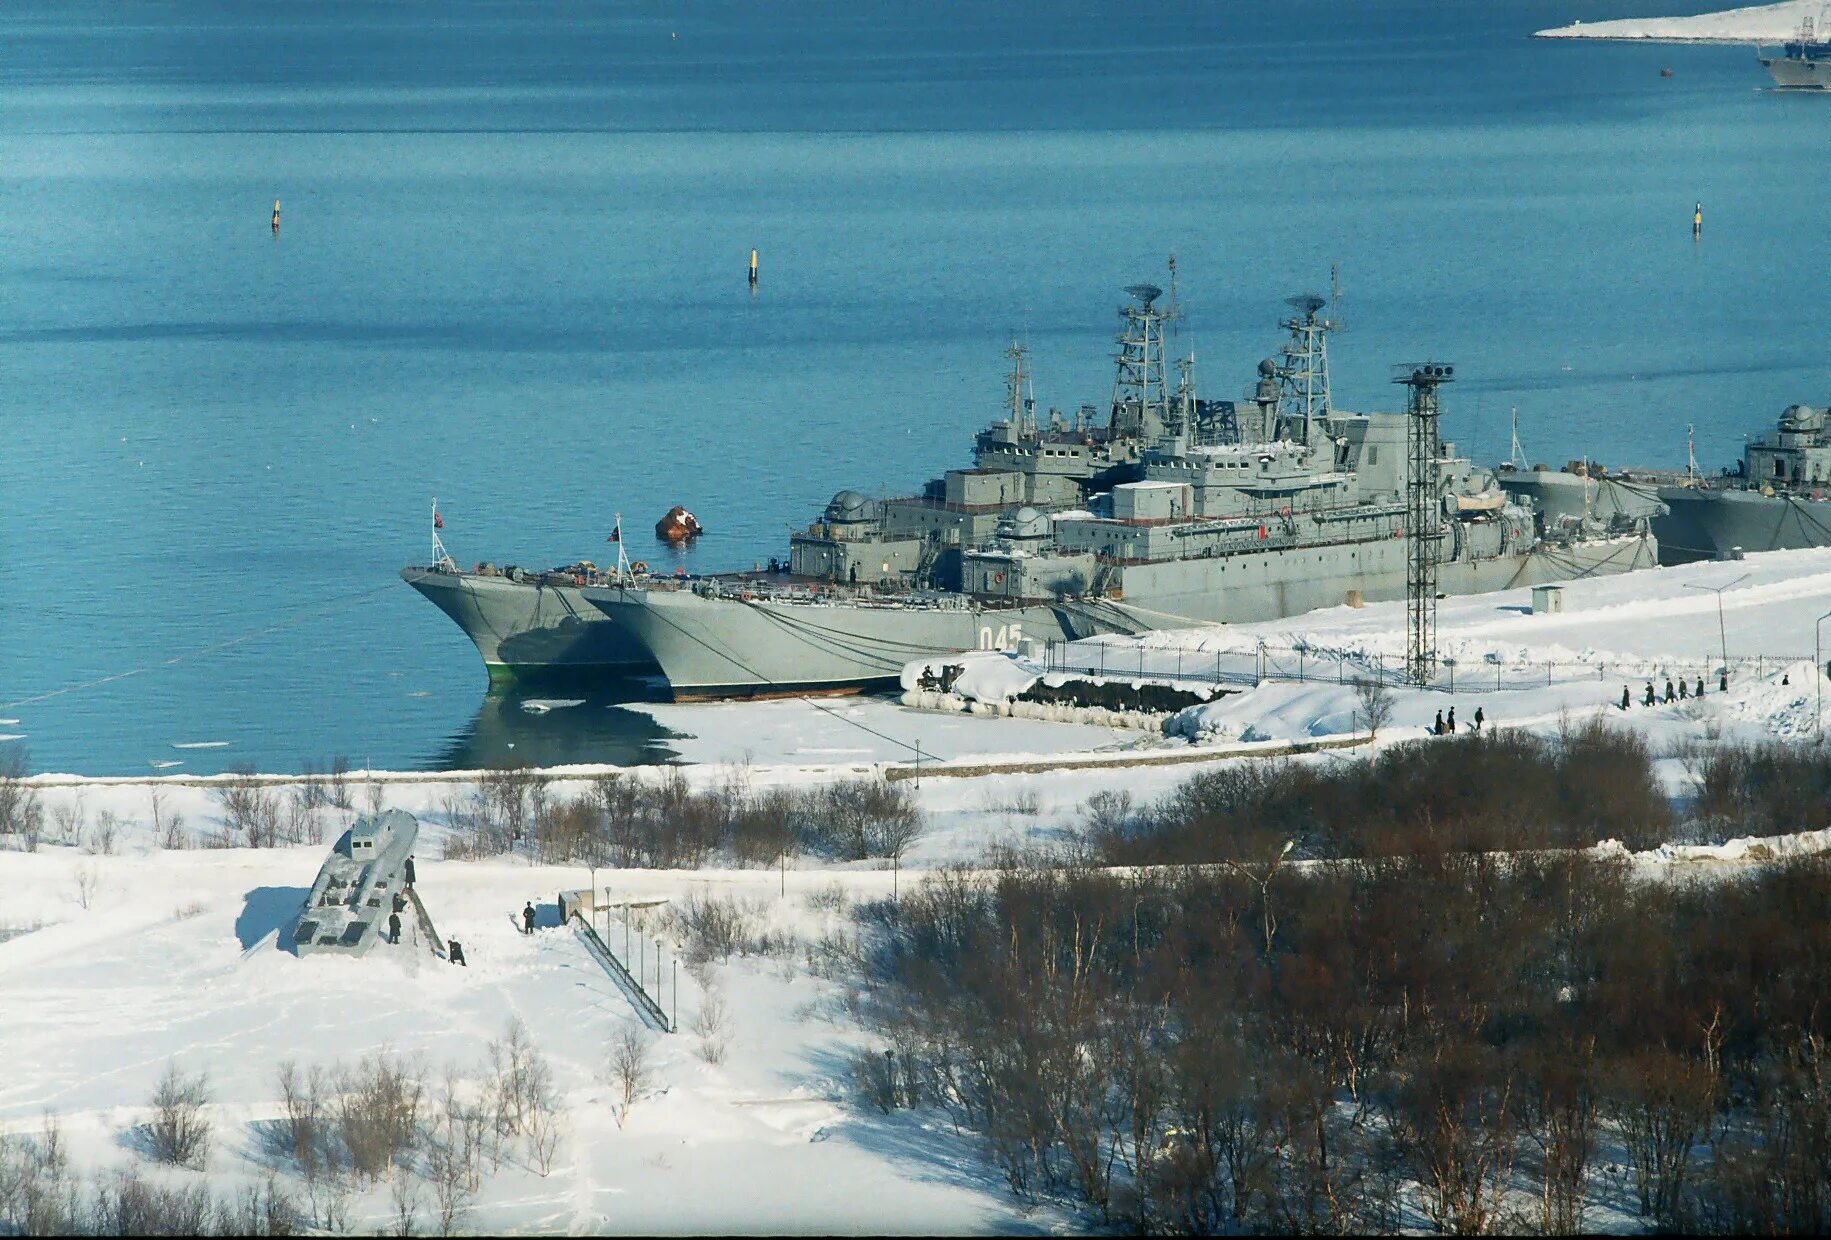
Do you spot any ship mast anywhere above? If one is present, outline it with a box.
[1005,341,1036,438]
[430,499,456,571]
[1276,292,1338,442]
[1111,281,1175,442]
[1508,407,1527,470]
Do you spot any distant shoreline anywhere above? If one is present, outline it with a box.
[1534,0,1814,44]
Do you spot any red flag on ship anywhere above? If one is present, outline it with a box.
[434,510,445,529]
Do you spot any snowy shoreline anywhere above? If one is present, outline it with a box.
[1535,0,1818,43]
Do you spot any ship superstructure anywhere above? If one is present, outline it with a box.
[569,283,1657,699]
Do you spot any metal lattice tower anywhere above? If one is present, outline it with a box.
[1277,294,1336,431]
[1111,283,1175,440]
[1396,363,1454,685]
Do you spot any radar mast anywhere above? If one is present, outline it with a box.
[1111,279,1176,442]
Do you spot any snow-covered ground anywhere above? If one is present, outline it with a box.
[1536,0,1821,43]
[9,547,1831,1233]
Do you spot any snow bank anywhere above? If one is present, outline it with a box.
[1536,0,1815,43]
[898,650,1039,702]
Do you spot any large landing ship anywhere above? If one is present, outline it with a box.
[568,284,1656,699]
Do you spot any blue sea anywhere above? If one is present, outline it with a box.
[2,0,1826,775]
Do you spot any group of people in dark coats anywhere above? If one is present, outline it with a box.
[1622,674,1716,710]
[1431,705,1485,735]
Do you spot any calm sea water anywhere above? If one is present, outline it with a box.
[2,1,1826,775]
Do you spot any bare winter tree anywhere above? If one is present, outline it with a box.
[146,1062,212,1169]
[1354,676,1396,741]
[609,1025,652,1129]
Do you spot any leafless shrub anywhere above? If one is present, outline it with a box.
[91,1167,215,1235]
[1689,740,1831,843]
[151,789,187,850]
[980,786,1042,817]
[50,797,84,847]
[609,1026,652,1129]
[1603,1048,1717,1226]
[146,1062,211,1169]
[73,862,99,910]
[425,1070,478,1235]
[801,881,850,915]
[216,1173,302,1237]
[667,892,769,964]
[88,809,119,856]
[800,778,924,861]
[387,1165,423,1237]
[327,755,353,810]
[526,1090,563,1178]
[213,768,285,848]
[485,1017,552,1143]
[692,983,731,1065]
[332,1050,424,1186]
[0,746,43,850]
[296,761,329,811]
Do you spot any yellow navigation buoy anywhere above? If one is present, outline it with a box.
[272,198,282,234]
[1693,201,1702,238]
[749,247,759,286]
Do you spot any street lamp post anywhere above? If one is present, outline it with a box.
[1684,573,1749,686]
[1816,609,1831,741]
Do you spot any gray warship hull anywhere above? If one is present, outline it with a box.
[401,566,656,682]
[587,535,1657,700]
[1651,486,1831,563]
[1763,54,1829,88]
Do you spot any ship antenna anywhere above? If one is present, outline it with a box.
[431,498,456,571]
[1508,407,1526,469]
[1687,423,1699,485]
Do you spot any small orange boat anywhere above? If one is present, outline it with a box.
[655,505,704,543]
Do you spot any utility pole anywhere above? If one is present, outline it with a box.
[1684,573,1748,686]
[1815,609,1831,741]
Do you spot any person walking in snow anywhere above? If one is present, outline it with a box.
[1720,671,1728,692]
[1621,685,1631,711]
[1678,679,1689,700]
[1665,679,1676,703]
[404,855,416,888]
[1447,706,1456,733]
[1644,681,1656,706]
[1473,706,1485,732]
[387,911,401,945]
[1434,709,1445,735]
[1697,677,1705,697]
[448,939,467,966]
[522,902,537,935]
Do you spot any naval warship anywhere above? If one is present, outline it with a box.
[1760,10,1830,89]
[545,283,1658,700]
[1498,406,1831,565]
